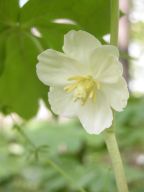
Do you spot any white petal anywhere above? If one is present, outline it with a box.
[36,49,82,86]
[77,92,113,134]
[48,86,80,117]
[101,77,129,111]
[63,30,101,64]
[90,45,122,83]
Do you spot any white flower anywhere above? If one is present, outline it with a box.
[36,30,129,134]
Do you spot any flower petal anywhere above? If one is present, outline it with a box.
[63,30,101,64]
[101,77,129,111]
[48,86,80,117]
[77,92,113,134]
[36,49,82,86]
[90,45,122,83]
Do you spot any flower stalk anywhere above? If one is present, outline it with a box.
[104,128,129,192]
[104,0,129,192]
[110,0,119,46]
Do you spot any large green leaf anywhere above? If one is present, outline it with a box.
[0,0,19,24]
[0,31,7,74]
[20,0,110,38]
[0,32,48,119]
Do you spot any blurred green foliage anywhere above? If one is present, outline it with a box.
[0,97,144,192]
[131,21,144,43]
[0,0,110,119]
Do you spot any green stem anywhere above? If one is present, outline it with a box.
[47,159,87,192]
[104,129,129,192]
[110,0,119,46]
[105,1,129,191]
[10,115,36,149]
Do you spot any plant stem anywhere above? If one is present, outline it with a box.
[47,159,87,192]
[110,0,119,46]
[104,0,129,192]
[104,129,129,192]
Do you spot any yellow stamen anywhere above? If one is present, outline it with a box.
[64,75,100,105]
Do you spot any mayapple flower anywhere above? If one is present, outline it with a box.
[36,30,129,134]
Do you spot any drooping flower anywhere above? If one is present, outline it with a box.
[36,30,129,134]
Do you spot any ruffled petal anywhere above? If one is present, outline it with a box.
[36,49,82,86]
[63,30,101,64]
[90,45,122,83]
[101,77,129,111]
[77,92,113,134]
[48,86,80,117]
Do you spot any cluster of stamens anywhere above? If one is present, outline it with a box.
[64,75,100,105]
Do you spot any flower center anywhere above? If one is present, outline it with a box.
[64,75,100,105]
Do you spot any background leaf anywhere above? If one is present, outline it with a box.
[0,0,19,24]
[20,0,110,39]
[0,32,47,118]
